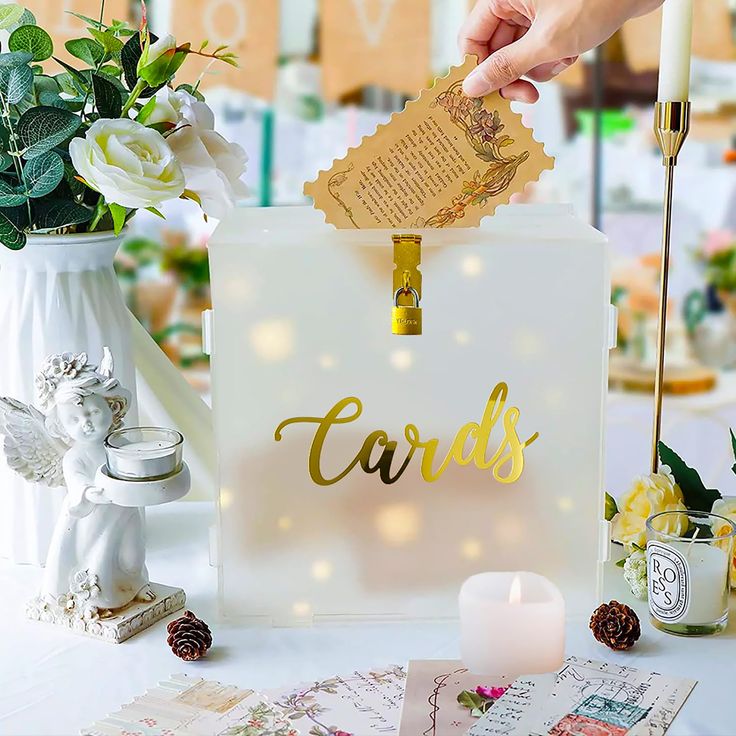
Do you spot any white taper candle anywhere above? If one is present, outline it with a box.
[657,0,694,102]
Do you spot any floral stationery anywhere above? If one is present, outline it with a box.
[265,666,407,736]
[397,661,511,736]
[469,657,697,736]
[81,674,296,736]
[305,55,554,230]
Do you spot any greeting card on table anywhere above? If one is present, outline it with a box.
[304,56,554,229]
[82,674,295,736]
[266,666,407,736]
[397,660,511,736]
[472,657,697,736]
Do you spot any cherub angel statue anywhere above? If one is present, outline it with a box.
[0,348,153,623]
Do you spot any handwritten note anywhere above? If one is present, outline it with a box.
[306,56,553,230]
[467,674,556,736]
[471,657,696,736]
[398,661,511,736]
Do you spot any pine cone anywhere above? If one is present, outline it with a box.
[590,600,641,651]
[167,611,212,661]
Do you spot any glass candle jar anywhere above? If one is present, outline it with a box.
[104,427,184,481]
[647,510,736,636]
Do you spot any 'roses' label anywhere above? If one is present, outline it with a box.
[647,541,690,623]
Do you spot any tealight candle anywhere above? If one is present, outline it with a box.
[459,572,565,677]
[104,427,184,481]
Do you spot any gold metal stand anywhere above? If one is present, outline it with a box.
[651,101,691,473]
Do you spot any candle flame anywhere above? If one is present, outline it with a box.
[509,574,522,605]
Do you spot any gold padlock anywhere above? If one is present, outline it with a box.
[392,287,422,336]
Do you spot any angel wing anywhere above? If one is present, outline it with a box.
[0,397,69,488]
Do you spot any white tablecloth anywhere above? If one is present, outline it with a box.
[0,503,733,736]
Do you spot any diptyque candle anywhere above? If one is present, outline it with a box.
[459,572,565,677]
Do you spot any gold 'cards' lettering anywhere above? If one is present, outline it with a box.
[274,383,539,486]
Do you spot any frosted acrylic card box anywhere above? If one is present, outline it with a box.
[208,204,610,624]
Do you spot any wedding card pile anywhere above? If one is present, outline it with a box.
[81,658,695,736]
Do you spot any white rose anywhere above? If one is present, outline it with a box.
[70,118,185,209]
[138,33,177,72]
[146,88,247,220]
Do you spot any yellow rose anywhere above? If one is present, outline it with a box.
[611,467,688,548]
[712,498,736,588]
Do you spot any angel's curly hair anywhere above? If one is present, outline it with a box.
[37,348,131,443]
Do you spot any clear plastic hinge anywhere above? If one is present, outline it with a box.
[608,304,618,351]
[202,309,214,356]
[599,519,612,563]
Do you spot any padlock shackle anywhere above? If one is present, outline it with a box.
[394,287,420,308]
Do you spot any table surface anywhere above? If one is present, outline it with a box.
[1,502,733,736]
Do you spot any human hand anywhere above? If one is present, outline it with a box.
[459,0,665,101]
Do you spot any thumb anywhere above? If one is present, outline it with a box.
[462,32,544,98]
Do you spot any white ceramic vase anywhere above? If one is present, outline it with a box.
[0,231,138,565]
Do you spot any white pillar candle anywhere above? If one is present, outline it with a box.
[657,0,694,101]
[459,572,565,677]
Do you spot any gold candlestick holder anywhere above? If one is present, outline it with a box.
[651,100,691,473]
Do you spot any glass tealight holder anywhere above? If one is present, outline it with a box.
[104,427,184,481]
[647,510,736,636]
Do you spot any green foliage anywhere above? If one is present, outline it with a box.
[25,151,64,198]
[33,199,93,230]
[9,25,53,62]
[108,202,127,235]
[0,211,25,249]
[0,5,238,250]
[605,492,618,521]
[91,73,123,118]
[0,4,24,31]
[658,441,722,512]
[65,38,105,67]
[18,107,81,158]
[0,57,34,104]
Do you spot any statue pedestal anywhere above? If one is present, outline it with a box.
[27,583,186,643]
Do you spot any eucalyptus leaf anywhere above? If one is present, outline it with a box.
[0,127,13,172]
[25,151,64,198]
[18,106,81,159]
[33,199,93,231]
[65,38,104,67]
[0,4,24,31]
[9,25,53,62]
[92,72,122,118]
[9,9,36,32]
[0,51,33,67]
[38,90,68,109]
[0,210,25,249]
[0,178,27,206]
[0,61,33,104]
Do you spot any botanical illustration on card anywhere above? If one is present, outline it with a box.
[270,666,406,736]
[305,56,554,230]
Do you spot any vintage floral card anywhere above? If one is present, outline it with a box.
[305,55,553,230]
[82,674,296,736]
[266,666,407,735]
